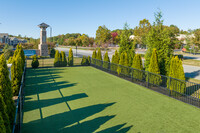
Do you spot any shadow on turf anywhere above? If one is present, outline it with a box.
[25,81,77,96]
[24,93,88,112]
[22,102,133,133]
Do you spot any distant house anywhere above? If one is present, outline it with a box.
[176,34,195,45]
[0,33,27,46]
[0,33,10,44]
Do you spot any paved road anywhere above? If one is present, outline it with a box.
[56,47,200,80]
[184,65,200,80]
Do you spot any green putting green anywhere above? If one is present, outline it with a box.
[22,66,200,133]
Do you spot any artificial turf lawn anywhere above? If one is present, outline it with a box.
[22,66,200,133]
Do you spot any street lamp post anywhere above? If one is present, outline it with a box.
[49,26,52,50]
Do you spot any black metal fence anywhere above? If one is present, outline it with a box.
[90,58,200,108]
[12,63,26,133]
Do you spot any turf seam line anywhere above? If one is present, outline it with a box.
[47,68,80,125]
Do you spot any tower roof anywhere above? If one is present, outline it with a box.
[38,23,49,28]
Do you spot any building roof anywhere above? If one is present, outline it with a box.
[38,23,49,28]
[0,33,9,38]
[9,37,18,41]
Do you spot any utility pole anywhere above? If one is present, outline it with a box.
[49,26,52,50]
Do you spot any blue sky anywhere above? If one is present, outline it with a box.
[0,0,200,38]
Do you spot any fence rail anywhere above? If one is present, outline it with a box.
[90,58,200,108]
[12,63,26,133]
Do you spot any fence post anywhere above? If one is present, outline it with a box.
[169,77,171,96]
[131,68,133,81]
[147,71,149,88]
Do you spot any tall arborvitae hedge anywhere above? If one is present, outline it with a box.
[54,50,60,67]
[31,55,39,68]
[111,50,119,72]
[91,49,97,64]
[0,112,6,133]
[0,55,15,126]
[117,52,125,75]
[12,54,23,95]
[103,51,110,69]
[123,52,129,75]
[81,56,90,66]
[97,48,102,60]
[87,56,91,65]
[68,48,73,66]
[0,94,11,133]
[148,49,161,85]
[61,51,67,67]
[111,54,115,71]
[96,48,102,67]
[132,54,143,80]
[168,56,186,94]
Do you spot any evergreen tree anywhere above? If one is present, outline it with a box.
[132,54,143,80]
[117,52,125,75]
[68,48,73,66]
[12,54,23,95]
[119,23,134,54]
[112,50,119,72]
[97,48,102,60]
[91,49,97,64]
[0,94,11,133]
[7,57,13,64]
[103,51,110,69]
[111,54,115,72]
[61,51,67,67]
[0,55,15,126]
[114,50,119,64]
[31,55,39,68]
[168,56,185,94]
[96,48,102,67]
[0,113,6,133]
[122,52,129,75]
[54,50,60,67]
[145,10,174,75]
[148,49,161,85]
[81,56,87,66]
[87,56,91,65]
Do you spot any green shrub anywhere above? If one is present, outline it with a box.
[0,54,15,125]
[132,54,143,80]
[3,44,13,60]
[50,48,56,58]
[12,54,23,95]
[31,55,39,68]
[117,52,124,75]
[61,51,67,67]
[103,51,110,69]
[68,48,73,66]
[0,94,11,133]
[81,56,90,66]
[168,56,186,95]
[81,56,87,66]
[148,49,162,86]
[0,113,6,133]
[96,48,102,67]
[91,49,96,64]
[87,56,91,65]
[121,52,129,75]
[111,50,119,72]
[54,50,60,67]
[7,57,13,64]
